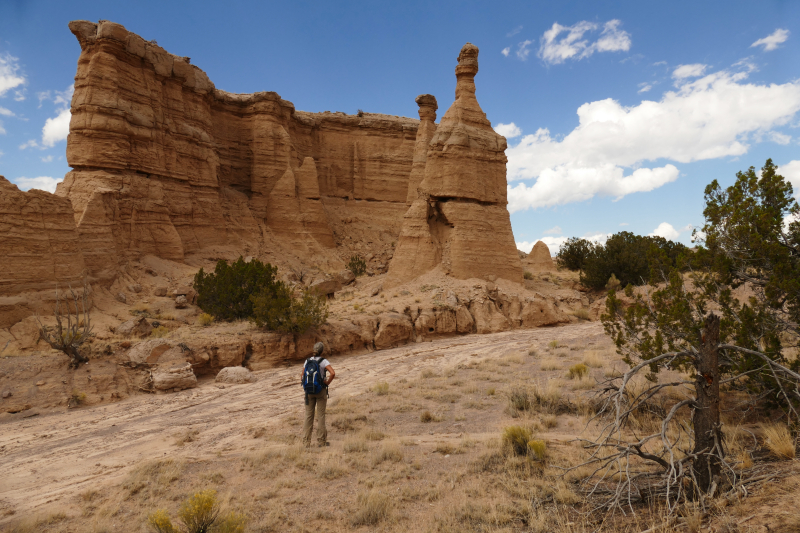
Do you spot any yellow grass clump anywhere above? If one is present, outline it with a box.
[761,423,796,460]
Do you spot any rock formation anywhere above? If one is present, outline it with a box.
[406,94,438,204]
[60,20,418,275]
[523,241,555,272]
[386,43,524,287]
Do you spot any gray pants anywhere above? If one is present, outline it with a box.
[302,390,327,445]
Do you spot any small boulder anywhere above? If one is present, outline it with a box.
[309,278,341,297]
[128,284,143,293]
[445,290,458,308]
[116,316,153,338]
[215,366,257,384]
[2,390,12,399]
[115,292,127,304]
[336,269,356,286]
[370,285,382,297]
[175,295,188,309]
[128,339,172,365]
[152,363,197,391]
[154,287,168,297]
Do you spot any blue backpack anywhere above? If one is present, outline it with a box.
[302,357,326,397]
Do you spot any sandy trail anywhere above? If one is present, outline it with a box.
[0,322,605,517]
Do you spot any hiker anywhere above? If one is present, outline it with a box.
[301,342,335,447]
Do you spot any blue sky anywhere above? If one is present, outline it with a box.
[1,0,798,252]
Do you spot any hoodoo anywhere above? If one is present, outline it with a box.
[386,43,524,287]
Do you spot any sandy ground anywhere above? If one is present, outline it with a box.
[0,322,605,522]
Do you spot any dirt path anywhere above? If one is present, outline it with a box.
[0,322,605,518]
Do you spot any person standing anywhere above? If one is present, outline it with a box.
[301,342,335,447]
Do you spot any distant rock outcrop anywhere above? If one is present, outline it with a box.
[386,43,524,286]
[523,241,555,272]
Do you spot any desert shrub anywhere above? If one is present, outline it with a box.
[548,340,560,349]
[506,385,531,413]
[148,489,246,533]
[568,363,589,379]
[556,237,593,272]
[372,382,389,395]
[351,491,391,526]
[347,255,367,277]
[194,257,279,321]
[70,390,86,405]
[572,308,590,320]
[251,285,328,335]
[420,410,434,423]
[151,326,169,338]
[527,439,547,460]
[502,425,532,456]
[523,271,534,280]
[198,313,214,327]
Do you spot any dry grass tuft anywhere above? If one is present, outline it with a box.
[567,363,589,379]
[351,491,392,526]
[761,423,796,460]
[343,436,368,453]
[582,351,604,368]
[541,358,562,371]
[372,381,389,395]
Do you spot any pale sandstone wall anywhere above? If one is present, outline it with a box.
[58,20,418,279]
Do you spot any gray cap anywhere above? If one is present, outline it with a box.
[313,342,324,356]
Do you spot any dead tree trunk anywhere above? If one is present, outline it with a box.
[692,313,722,494]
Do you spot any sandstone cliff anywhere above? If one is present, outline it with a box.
[59,20,418,278]
[386,44,523,287]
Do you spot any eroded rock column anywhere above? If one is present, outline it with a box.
[386,43,524,287]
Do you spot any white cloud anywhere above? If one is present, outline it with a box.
[0,106,13,117]
[505,65,800,212]
[19,139,39,150]
[41,155,53,163]
[41,108,71,147]
[507,162,679,212]
[650,222,680,240]
[501,47,510,57]
[517,40,534,60]
[507,26,523,38]
[770,132,792,145]
[780,160,800,195]
[516,241,535,252]
[538,19,631,65]
[619,222,629,226]
[751,29,789,52]
[14,89,25,101]
[672,63,707,81]
[0,53,25,97]
[543,225,562,235]
[638,83,653,93]
[12,176,62,193]
[35,84,74,148]
[494,122,522,138]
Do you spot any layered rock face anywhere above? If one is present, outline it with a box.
[523,241,555,272]
[57,20,417,279]
[386,44,523,287]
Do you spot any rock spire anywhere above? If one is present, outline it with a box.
[386,43,524,287]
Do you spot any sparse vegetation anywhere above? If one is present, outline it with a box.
[523,270,534,280]
[194,257,279,321]
[147,489,245,533]
[351,490,391,526]
[567,363,588,379]
[251,284,328,335]
[36,282,94,368]
[372,381,389,395]
[198,313,214,327]
[501,425,532,456]
[151,325,169,338]
[347,255,367,277]
[761,423,796,460]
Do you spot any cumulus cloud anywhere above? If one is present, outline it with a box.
[543,225,562,235]
[505,64,800,212]
[672,63,707,80]
[41,155,53,163]
[494,122,522,138]
[780,160,800,195]
[12,176,62,193]
[751,29,789,52]
[0,53,25,97]
[41,108,71,147]
[502,47,510,57]
[537,19,631,65]
[39,84,74,148]
[19,139,39,150]
[650,222,680,240]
